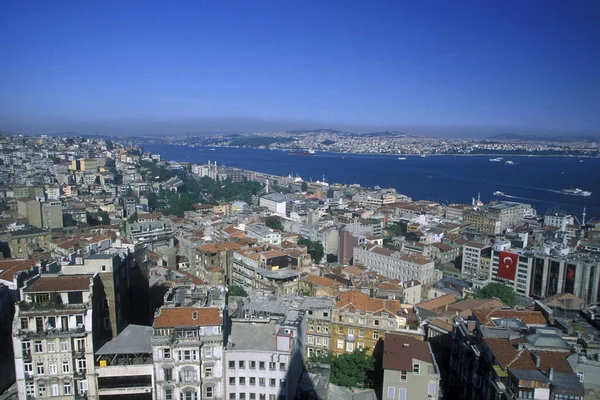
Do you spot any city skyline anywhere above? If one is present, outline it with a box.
[1,1,599,136]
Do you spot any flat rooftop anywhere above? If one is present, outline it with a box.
[229,321,277,351]
[96,324,153,355]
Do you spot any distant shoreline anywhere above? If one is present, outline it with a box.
[182,144,598,159]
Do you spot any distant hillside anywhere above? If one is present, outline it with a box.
[489,133,599,142]
[286,129,345,135]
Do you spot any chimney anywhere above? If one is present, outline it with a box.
[548,366,554,381]
[533,353,541,368]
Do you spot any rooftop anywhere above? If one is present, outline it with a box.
[383,333,433,371]
[228,321,278,352]
[153,307,222,328]
[24,275,91,293]
[96,324,153,355]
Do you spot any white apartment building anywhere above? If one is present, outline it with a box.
[461,241,492,280]
[224,321,303,400]
[259,193,287,216]
[353,246,436,284]
[544,214,575,231]
[13,274,98,400]
[152,307,224,400]
[245,224,281,245]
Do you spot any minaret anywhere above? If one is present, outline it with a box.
[265,179,269,194]
[582,207,587,226]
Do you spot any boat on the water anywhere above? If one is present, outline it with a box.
[489,158,503,162]
[562,188,592,196]
[398,157,407,160]
[289,150,315,156]
[493,191,505,196]
[505,160,514,165]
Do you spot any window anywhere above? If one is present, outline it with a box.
[63,382,71,395]
[205,366,213,377]
[60,339,68,352]
[204,346,213,358]
[359,317,365,324]
[21,318,28,329]
[182,368,196,383]
[348,328,354,335]
[358,342,364,349]
[323,312,329,317]
[577,371,585,383]
[75,338,85,352]
[38,383,46,397]
[229,361,235,368]
[259,361,265,370]
[260,395,266,400]
[239,360,245,369]
[36,363,44,375]
[428,381,436,398]
[373,332,379,339]
[270,378,276,387]
[239,377,245,385]
[47,341,55,353]
[269,362,276,370]
[323,338,329,346]
[165,388,173,400]
[164,368,173,381]
[240,394,246,400]
[229,394,236,400]
[400,371,407,382]
[163,348,171,359]
[250,361,256,369]
[280,362,286,371]
[62,361,70,373]
[338,327,344,334]
[346,342,354,352]
[280,379,286,388]
[387,387,395,400]
[308,335,314,344]
[229,377,236,385]
[399,388,407,400]
[259,378,265,386]
[206,386,213,398]
[348,317,354,323]
[250,394,256,400]
[374,319,379,326]
[34,341,43,353]
[51,383,59,397]
[77,358,87,372]
[250,377,256,386]
[22,341,31,355]
[26,382,34,396]
[413,363,420,375]
[49,362,57,375]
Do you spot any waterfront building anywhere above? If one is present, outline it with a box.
[259,193,288,216]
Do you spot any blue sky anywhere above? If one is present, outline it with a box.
[0,1,599,136]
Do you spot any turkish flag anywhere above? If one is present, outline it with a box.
[498,251,518,281]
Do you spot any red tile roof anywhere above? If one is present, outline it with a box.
[0,259,37,281]
[473,308,548,326]
[24,275,91,293]
[153,307,222,328]
[383,333,432,371]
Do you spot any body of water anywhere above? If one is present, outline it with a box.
[143,144,600,220]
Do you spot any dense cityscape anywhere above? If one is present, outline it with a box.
[134,130,599,157]
[0,133,598,400]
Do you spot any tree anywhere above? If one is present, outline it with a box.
[308,349,375,388]
[298,238,324,264]
[473,282,516,307]
[228,285,248,297]
[301,181,308,192]
[265,216,284,231]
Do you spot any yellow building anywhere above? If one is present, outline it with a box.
[330,290,422,356]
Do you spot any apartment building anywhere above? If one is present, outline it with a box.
[152,306,224,400]
[245,224,281,245]
[305,305,333,359]
[224,320,303,400]
[259,193,287,216]
[461,242,492,280]
[353,246,437,284]
[330,290,422,356]
[13,274,98,399]
[382,333,440,400]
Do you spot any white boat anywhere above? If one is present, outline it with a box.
[505,160,514,165]
[489,158,503,162]
[493,191,505,196]
[398,157,407,160]
[562,188,592,196]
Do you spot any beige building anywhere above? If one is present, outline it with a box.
[382,333,440,400]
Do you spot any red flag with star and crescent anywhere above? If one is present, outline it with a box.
[498,251,518,281]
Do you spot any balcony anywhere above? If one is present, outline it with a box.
[18,300,88,313]
[17,326,87,339]
[74,369,87,378]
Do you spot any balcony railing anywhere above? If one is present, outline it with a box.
[18,300,88,312]
[17,326,86,338]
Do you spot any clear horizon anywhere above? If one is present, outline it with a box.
[1,1,599,137]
